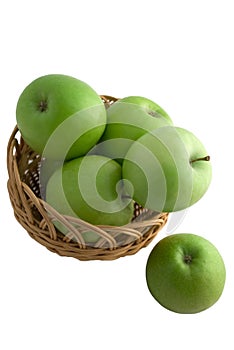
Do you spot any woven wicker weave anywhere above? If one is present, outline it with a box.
[7,95,169,260]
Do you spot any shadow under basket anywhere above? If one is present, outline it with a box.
[7,96,169,261]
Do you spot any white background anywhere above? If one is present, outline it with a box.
[1,1,233,349]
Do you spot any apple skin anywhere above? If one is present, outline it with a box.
[122,126,212,212]
[16,74,106,160]
[146,233,226,314]
[45,155,134,231]
[92,96,172,162]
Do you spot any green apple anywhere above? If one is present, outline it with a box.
[45,155,134,241]
[146,233,226,313]
[92,96,172,162]
[122,126,212,212]
[16,74,106,160]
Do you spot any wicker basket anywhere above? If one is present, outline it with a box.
[6,95,169,261]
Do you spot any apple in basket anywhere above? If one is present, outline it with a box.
[146,233,226,313]
[16,74,107,160]
[44,155,134,243]
[122,125,212,212]
[91,95,173,163]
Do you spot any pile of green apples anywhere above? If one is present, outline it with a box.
[16,74,212,229]
[16,74,226,314]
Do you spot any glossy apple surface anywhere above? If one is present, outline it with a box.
[92,96,172,162]
[16,74,106,160]
[146,233,226,313]
[45,155,134,231]
[122,126,212,212]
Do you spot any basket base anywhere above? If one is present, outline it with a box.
[29,213,168,261]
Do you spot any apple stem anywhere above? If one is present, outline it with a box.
[148,110,159,118]
[190,155,210,164]
[38,100,48,112]
[184,255,193,264]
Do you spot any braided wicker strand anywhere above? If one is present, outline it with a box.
[6,96,169,261]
